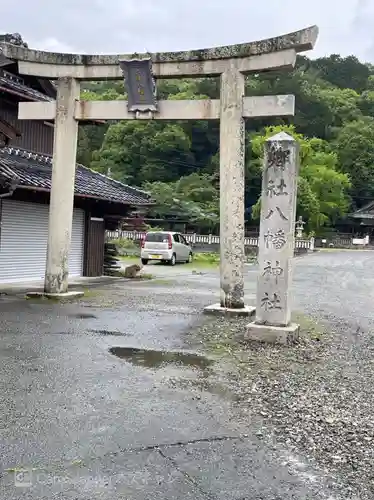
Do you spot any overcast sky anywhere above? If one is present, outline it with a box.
[1,0,373,62]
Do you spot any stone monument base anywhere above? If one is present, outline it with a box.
[204,303,255,317]
[245,321,299,345]
[26,291,84,300]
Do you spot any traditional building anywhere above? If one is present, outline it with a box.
[348,202,374,237]
[0,33,150,283]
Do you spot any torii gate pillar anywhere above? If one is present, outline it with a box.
[0,26,318,302]
[45,77,80,294]
[219,65,246,309]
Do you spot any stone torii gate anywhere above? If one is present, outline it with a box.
[0,26,318,307]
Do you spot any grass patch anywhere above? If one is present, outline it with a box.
[188,253,256,269]
[193,252,220,265]
[110,238,140,257]
[179,313,328,396]
[147,278,174,285]
[318,247,370,252]
[119,252,256,269]
[80,288,103,298]
[292,311,325,341]
[118,256,140,262]
[119,254,219,268]
[138,273,153,280]
[190,312,327,364]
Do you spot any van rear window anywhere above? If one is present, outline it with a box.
[145,232,169,242]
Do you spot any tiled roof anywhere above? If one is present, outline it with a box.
[0,69,52,102]
[350,203,374,218]
[0,146,151,206]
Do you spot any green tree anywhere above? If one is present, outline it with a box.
[334,117,374,208]
[358,90,374,117]
[91,121,194,184]
[145,173,219,232]
[77,124,109,166]
[251,125,351,233]
[311,55,370,93]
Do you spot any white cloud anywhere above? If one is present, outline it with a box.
[1,0,374,61]
[30,37,77,54]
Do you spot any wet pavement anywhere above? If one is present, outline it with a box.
[0,251,372,498]
[109,346,214,370]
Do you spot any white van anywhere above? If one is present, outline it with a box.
[140,231,193,266]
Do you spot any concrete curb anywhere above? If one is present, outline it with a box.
[0,276,126,296]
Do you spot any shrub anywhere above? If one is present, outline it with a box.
[111,238,140,257]
[193,252,220,264]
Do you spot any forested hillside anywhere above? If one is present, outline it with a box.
[77,55,374,234]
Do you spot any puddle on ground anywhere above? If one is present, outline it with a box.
[47,330,131,336]
[91,330,131,337]
[70,313,98,319]
[109,347,214,370]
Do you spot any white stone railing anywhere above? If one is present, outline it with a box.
[107,230,315,250]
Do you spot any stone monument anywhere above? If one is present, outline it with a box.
[0,27,318,301]
[246,132,300,344]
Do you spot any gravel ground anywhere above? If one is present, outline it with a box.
[184,311,371,500]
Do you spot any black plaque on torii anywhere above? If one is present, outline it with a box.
[119,58,158,115]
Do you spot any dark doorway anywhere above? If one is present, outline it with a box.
[84,216,105,276]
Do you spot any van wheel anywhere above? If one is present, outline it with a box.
[141,259,149,265]
[168,254,176,266]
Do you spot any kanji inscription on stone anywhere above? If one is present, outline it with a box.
[262,260,284,284]
[266,179,288,197]
[264,229,287,250]
[265,207,288,221]
[260,292,282,311]
[255,132,299,327]
[267,143,290,171]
